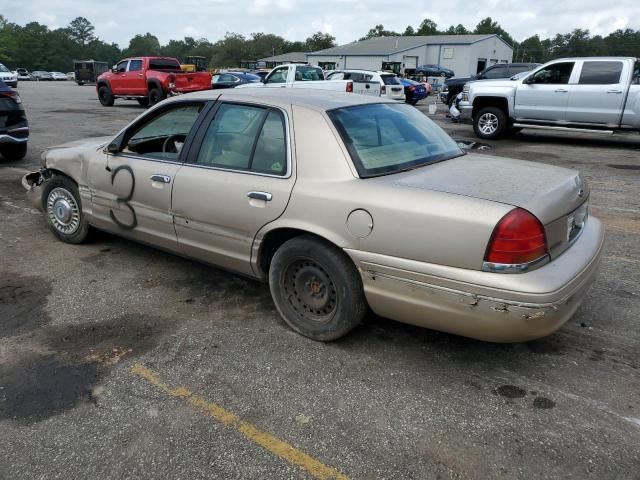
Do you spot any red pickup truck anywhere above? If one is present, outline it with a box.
[96,57,211,107]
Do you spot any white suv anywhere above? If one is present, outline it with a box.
[326,70,406,101]
[0,64,18,88]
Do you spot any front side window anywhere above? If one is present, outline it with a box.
[195,104,287,175]
[327,72,344,80]
[266,68,288,84]
[633,61,640,85]
[123,103,205,160]
[530,62,575,84]
[328,103,463,178]
[579,61,623,85]
[128,60,143,72]
[116,61,128,73]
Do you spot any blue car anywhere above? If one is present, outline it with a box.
[415,64,455,78]
[400,78,428,105]
[0,79,28,161]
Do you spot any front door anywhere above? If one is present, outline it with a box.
[88,101,208,251]
[565,59,628,126]
[514,61,576,122]
[171,101,295,276]
[110,60,129,95]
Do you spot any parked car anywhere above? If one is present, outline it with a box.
[97,56,212,107]
[51,72,68,81]
[400,78,428,105]
[66,72,76,81]
[415,64,455,78]
[0,79,29,161]
[326,70,404,101]
[16,68,31,82]
[459,57,640,139]
[442,63,541,105]
[239,64,381,96]
[0,63,18,88]
[31,71,53,81]
[22,89,603,343]
[212,72,261,89]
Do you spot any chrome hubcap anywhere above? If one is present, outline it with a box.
[478,113,499,135]
[47,187,80,234]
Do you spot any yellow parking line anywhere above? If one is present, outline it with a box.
[131,363,349,480]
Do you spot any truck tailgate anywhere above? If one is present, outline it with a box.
[353,81,381,96]
[173,72,212,93]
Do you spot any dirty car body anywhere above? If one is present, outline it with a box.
[23,89,604,342]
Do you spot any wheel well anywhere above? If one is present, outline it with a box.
[147,80,163,92]
[257,228,339,277]
[472,97,509,119]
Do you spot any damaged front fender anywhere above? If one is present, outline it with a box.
[21,169,52,211]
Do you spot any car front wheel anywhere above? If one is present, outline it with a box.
[473,106,507,140]
[269,235,367,341]
[98,85,114,106]
[42,176,92,244]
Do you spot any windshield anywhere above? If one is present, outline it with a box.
[0,64,10,73]
[328,103,463,178]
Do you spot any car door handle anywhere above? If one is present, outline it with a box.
[150,174,171,184]
[607,90,622,94]
[554,89,568,93]
[247,191,272,201]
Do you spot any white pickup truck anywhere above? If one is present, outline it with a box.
[459,57,640,139]
[237,64,381,96]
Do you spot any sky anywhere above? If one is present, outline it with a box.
[3,0,640,48]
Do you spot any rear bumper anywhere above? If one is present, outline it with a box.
[345,217,605,342]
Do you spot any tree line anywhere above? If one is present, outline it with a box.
[1,14,639,72]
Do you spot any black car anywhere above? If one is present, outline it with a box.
[211,72,261,89]
[442,62,541,105]
[0,79,29,161]
[415,64,455,78]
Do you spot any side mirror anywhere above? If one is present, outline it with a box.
[524,75,535,84]
[111,66,117,73]
[107,142,119,154]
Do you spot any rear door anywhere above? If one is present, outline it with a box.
[514,61,577,122]
[124,59,146,95]
[565,59,628,126]
[171,101,295,275]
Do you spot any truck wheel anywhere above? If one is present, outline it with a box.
[98,85,114,106]
[0,143,27,161]
[42,175,92,244]
[268,235,367,341]
[148,88,165,106]
[137,98,149,107]
[473,107,507,140]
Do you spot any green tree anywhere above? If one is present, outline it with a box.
[304,32,336,52]
[360,24,399,40]
[416,18,438,36]
[474,17,515,46]
[403,25,415,36]
[444,24,469,35]
[66,17,95,47]
[125,33,161,57]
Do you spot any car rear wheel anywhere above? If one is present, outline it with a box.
[473,106,507,140]
[98,85,114,106]
[42,176,92,244]
[269,235,367,341]
[148,88,165,106]
[0,143,27,161]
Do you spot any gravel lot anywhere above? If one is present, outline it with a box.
[1,81,639,480]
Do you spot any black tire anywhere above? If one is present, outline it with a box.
[137,98,150,107]
[0,143,27,161]
[148,88,165,106]
[77,81,84,86]
[98,85,114,106]
[269,235,367,341]
[473,106,508,140]
[42,175,92,244]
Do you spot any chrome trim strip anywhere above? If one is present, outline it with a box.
[512,123,615,135]
[482,254,550,274]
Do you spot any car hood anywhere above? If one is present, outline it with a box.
[467,79,517,88]
[386,154,587,225]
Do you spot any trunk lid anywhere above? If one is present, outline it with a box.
[388,154,588,226]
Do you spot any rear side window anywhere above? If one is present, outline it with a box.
[482,66,507,79]
[633,61,640,85]
[294,66,324,81]
[381,75,401,85]
[195,104,287,175]
[129,60,143,72]
[328,103,462,177]
[579,61,623,85]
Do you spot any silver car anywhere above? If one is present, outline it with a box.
[22,90,604,342]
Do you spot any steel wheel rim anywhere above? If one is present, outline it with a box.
[47,187,80,235]
[479,113,499,135]
[283,258,337,323]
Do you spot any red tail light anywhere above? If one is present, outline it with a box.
[345,81,353,93]
[409,86,416,91]
[0,90,21,103]
[485,208,547,265]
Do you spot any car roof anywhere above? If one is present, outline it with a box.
[169,88,397,111]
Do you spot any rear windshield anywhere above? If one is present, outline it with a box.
[148,58,182,71]
[381,74,401,85]
[328,103,463,178]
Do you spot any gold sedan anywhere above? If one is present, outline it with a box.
[23,89,604,342]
